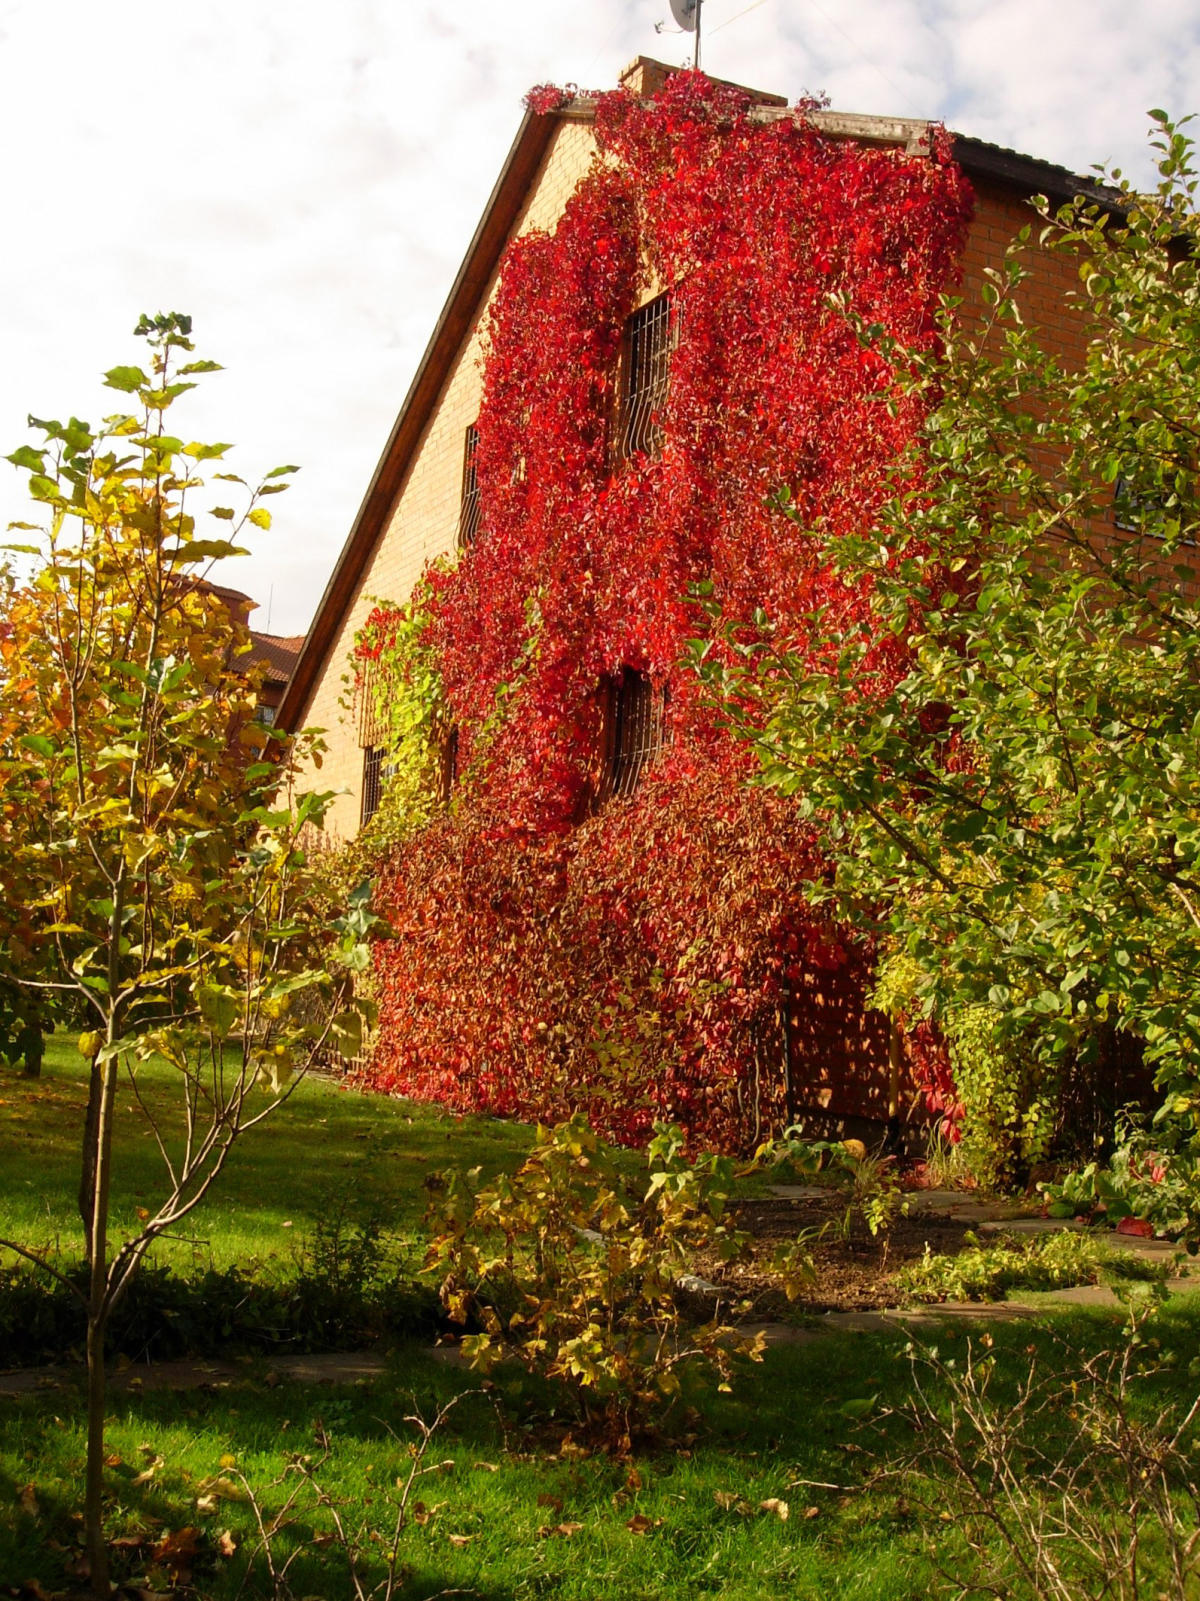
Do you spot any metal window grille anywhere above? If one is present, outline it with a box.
[619,294,674,460]
[357,658,387,748]
[458,425,482,548]
[361,745,386,827]
[600,668,665,802]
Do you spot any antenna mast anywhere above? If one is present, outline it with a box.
[668,0,703,69]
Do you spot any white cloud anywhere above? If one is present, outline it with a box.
[0,0,1196,633]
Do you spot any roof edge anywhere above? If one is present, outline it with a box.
[277,105,559,732]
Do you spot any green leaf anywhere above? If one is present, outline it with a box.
[179,360,224,374]
[19,733,55,758]
[183,441,233,461]
[265,464,300,479]
[5,445,45,472]
[209,506,236,521]
[103,365,148,394]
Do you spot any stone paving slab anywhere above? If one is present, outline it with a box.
[0,1349,390,1399]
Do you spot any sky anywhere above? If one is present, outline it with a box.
[1,0,1198,637]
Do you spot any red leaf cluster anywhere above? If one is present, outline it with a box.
[362,74,971,1148]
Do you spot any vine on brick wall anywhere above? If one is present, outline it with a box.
[355,72,971,1148]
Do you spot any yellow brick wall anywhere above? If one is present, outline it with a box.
[294,118,599,840]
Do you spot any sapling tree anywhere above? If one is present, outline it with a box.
[0,313,374,1596]
[704,114,1200,1149]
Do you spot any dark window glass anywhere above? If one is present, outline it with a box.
[618,294,674,460]
[440,725,459,803]
[458,424,482,548]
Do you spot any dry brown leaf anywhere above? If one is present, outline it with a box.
[153,1525,200,1572]
[760,1498,790,1521]
[195,1494,218,1517]
[714,1490,753,1516]
[217,1529,237,1558]
[556,1522,584,1538]
[804,1506,820,1520]
[536,1492,564,1515]
[17,1483,38,1516]
[625,1512,662,1534]
[473,1460,500,1472]
[447,1532,474,1548]
[104,1453,123,1468]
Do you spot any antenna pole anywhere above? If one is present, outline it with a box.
[694,0,702,69]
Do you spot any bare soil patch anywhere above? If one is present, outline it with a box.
[708,1194,975,1317]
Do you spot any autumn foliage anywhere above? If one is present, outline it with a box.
[358,74,971,1148]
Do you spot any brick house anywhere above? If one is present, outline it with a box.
[276,58,1125,1138]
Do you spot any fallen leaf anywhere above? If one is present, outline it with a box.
[132,1457,163,1488]
[195,1475,247,1502]
[557,1521,584,1537]
[447,1533,473,1548]
[760,1498,790,1521]
[217,1529,237,1558]
[153,1526,200,1573]
[625,1512,662,1534]
[104,1453,123,1468]
[17,1484,38,1517]
[804,1506,820,1520]
[195,1495,218,1517]
[473,1460,500,1472]
[537,1492,563,1515]
[714,1490,753,1516]
[218,1453,237,1469]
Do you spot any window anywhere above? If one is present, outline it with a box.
[597,667,666,802]
[458,424,482,548]
[439,724,459,803]
[361,745,387,827]
[253,703,277,727]
[618,293,675,460]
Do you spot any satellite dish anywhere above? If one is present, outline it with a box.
[669,0,698,30]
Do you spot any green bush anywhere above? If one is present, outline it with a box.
[0,1215,438,1368]
[895,1228,1169,1303]
[423,1116,786,1448]
[1040,1112,1200,1245]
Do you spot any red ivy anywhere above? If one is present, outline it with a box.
[361,73,972,1149]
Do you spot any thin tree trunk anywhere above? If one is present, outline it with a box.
[83,1049,118,1598]
[78,1057,103,1254]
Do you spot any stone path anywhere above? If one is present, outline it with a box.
[3,1193,1196,1398]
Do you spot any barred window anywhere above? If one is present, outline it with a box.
[458,424,482,549]
[618,293,674,460]
[361,745,386,827]
[598,668,665,803]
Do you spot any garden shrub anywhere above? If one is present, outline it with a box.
[1040,1111,1200,1246]
[895,1228,1169,1304]
[423,1115,795,1448]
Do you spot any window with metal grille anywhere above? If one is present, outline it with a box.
[458,424,482,548]
[618,293,674,460]
[598,668,665,802]
[361,745,386,827]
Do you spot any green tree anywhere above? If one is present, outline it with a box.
[704,115,1200,1160]
[0,313,373,1596]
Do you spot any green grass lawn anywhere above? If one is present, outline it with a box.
[4,1303,1200,1599]
[5,1044,1200,1598]
[0,1038,534,1273]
